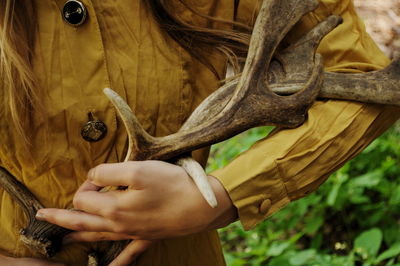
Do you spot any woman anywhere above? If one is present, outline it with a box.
[0,0,398,265]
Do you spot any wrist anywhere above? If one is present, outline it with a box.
[206,175,238,230]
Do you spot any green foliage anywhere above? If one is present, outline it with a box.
[207,122,400,266]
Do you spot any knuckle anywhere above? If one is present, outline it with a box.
[113,224,128,234]
[71,220,88,232]
[89,164,105,181]
[72,194,85,209]
[126,163,143,185]
[102,206,119,219]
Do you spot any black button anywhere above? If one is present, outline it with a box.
[81,113,107,142]
[62,0,87,26]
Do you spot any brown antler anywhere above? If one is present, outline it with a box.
[0,168,72,257]
[1,0,399,264]
[104,2,400,212]
[107,0,323,162]
[103,0,324,210]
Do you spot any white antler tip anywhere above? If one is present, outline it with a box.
[177,157,218,208]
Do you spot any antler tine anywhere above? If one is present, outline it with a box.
[266,15,400,106]
[0,168,71,257]
[269,15,343,87]
[181,15,344,130]
[191,19,400,108]
[103,88,154,162]
[103,88,219,208]
[0,168,43,217]
[270,57,400,106]
[181,78,238,131]
[233,0,319,102]
[134,0,323,161]
[192,0,320,131]
[176,157,218,208]
[321,56,400,106]
[181,0,321,133]
[181,15,342,132]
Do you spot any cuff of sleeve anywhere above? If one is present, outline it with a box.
[211,161,290,230]
[211,101,399,231]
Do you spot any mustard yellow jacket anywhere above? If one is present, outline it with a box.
[0,0,398,265]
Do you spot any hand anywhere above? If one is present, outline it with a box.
[36,161,238,265]
[0,255,66,266]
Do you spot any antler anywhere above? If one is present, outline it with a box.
[103,0,324,210]
[104,3,400,210]
[0,168,72,257]
[108,0,323,161]
[1,0,399,264]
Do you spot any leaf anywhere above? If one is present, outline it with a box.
[305,216,324,235]
[389,186,400,205]
[268,254,292,266]
[266,242,291,257]
[327,183,341,206]
[354,228,383,258]
[375,242,400,263]
[349,194,370,204]
[289,250,316,265]
[350,171,382,188]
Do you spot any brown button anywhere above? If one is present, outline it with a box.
[259,199,272,214]
[81,113,107,142]
[62,0,87,26]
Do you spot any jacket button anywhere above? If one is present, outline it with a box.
[259,199,272,214]
[81,113,107,142]
[62,0,87,26]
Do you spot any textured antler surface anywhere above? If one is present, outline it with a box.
[103,0,323,209]
[0,168,71,257]
[107,0,323,161]
[1,0,399,264]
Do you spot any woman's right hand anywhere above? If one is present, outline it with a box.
[0,255,66,266]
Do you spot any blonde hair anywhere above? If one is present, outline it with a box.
[146,0,251,78]
[1,0,250,141]
[0,0,37,142]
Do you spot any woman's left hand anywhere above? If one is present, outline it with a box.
[36,161,237,265]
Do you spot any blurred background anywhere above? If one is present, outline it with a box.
[354,0,400,58]
[207,1,400,265]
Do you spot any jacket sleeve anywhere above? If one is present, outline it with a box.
[210,0,400,230]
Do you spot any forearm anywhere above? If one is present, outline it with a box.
[205,175,238,230]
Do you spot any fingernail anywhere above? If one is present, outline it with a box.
[35,210,46,220]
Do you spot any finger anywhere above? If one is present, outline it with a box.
[63,231,132,245]
[88,162,146,188]
[109,240,155,266]
[76,180,102,193]
[72,188,122,215]
[36,208,114,232]
[73,186,146,217]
